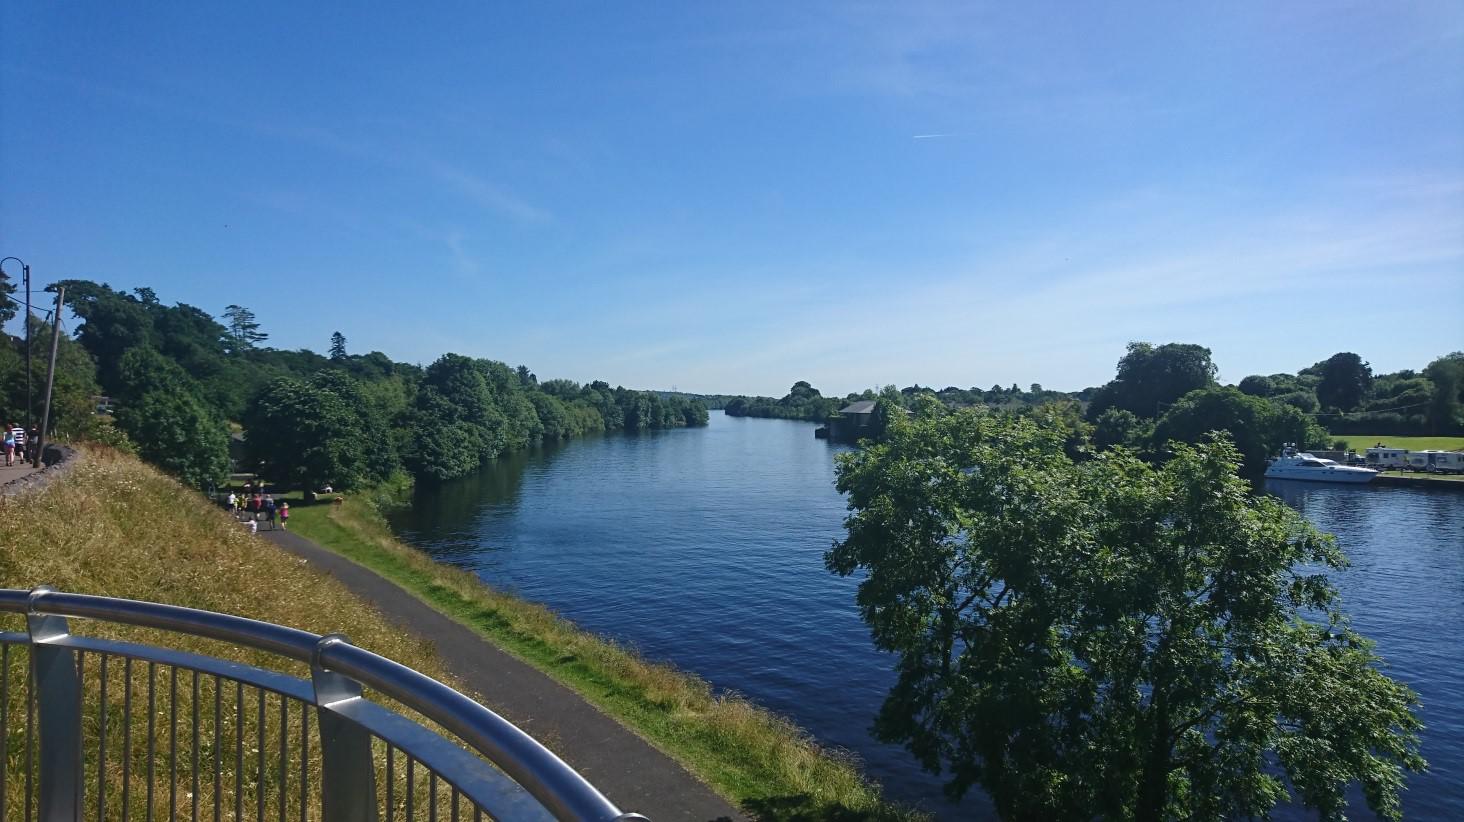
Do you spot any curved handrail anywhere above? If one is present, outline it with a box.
[1,587,635,821]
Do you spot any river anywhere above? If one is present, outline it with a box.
[389,412,1464,819]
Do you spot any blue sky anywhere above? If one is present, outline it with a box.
[2,2,1461,396]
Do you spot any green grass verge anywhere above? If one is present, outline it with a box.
[1333,435,1464,452]
[1379,471,1464,483]
[289,499,921,821]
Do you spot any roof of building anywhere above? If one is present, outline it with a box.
[839,400,878,414]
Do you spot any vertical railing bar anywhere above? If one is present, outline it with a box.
[76,650,86,814]
[99,653,110,822]
[170,665,179,822]
[429,771,438,822]
[450,786,459,822]
[24,643,33,822]
[192,669,201,822]
[277,698,287,822]
[123,657,134,822]
[405,757,414,821]
[1,643,9,821]
[298,705,308,822]
[191,668,200,820]
[147,662,157,822]
[214,675,223,822]
[235,681,244,822]
[384,743,394,822]
[473,805,481,822]
[255,689,265,822]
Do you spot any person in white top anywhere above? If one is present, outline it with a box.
[9,425,25,462]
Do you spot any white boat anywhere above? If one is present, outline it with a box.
[1265,447,1378,484]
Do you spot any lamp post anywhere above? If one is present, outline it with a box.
[0,256,31,430]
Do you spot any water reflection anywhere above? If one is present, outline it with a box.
[391,421,1462,819]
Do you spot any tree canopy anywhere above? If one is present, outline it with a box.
[1085,342,1218,420]
[828,409,1423,820]
[1313,352,1372,412]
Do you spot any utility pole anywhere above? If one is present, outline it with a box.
[36,286,64,468]
[24,263,32,431]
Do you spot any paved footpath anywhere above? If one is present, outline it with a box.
[262,528,743,822]
[0,461,44,495]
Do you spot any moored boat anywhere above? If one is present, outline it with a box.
[1265,446,1378,484]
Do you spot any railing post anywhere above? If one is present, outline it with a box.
[312,635,379,822]
[27,586,80,822]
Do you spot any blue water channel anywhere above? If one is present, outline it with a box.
[389,412,1464,818]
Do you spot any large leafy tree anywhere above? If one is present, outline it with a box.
[828,409,1422,821]
[1423,352,1463,435]
[243,375,370,491]
[1086,342,1218,420]
[1153,386,1330,478]
[112,347,230,489]
[1313,352,1373,412]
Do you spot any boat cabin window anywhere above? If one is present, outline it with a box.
[1300,459,1328,468]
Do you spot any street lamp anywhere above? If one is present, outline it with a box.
[0,256,32,430]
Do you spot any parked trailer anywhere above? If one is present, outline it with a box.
[1366,447,1411,469]
[1408,450,1464,474]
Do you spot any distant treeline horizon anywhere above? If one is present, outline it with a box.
[0,277,709,492]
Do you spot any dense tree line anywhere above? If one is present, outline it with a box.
[1236,351,1463,436]
[0,278,707,491]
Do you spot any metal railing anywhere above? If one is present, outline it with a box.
[0,587,648,821]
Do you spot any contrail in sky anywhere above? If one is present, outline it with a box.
[912,132,979,140]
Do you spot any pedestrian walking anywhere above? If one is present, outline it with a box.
[9,423,25,463]
[226,491,237,512]
[264,504,276,530]
[279,501,289,530]
[3,425,14,467]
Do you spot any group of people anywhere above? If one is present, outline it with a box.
[3,422,38,467]
[227,483,290,533]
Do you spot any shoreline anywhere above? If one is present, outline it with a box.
[287,495,920,821]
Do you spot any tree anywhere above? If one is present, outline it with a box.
[329,331,348,361]
[827,409,1423,820]
[1086,342,1218,420]
[1091,406,1152,452]
[1236,375,1274,397]
[1422,353,1463,435]
[115,387,230,490]
[0,267,16,326]
[1314,352,1372,411]
[1153,386,1328,478]
[243,376,369,491]
[222,305,268,352]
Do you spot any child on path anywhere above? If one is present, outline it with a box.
[264,505,276,530]
[279,501,289,530]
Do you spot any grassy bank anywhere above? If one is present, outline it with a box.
[288,497,918,820]
[0,446,470,819]
[1333,435,1464,452]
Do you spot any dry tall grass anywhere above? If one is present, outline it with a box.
[0,447,479,820]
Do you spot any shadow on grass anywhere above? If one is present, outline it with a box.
[743,794,923,821]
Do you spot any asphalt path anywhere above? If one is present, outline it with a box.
[261,528,743,822]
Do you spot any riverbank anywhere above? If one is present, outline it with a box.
[1375,471,1464,489]
[1333,434,1464,452]
[288,496,918,820]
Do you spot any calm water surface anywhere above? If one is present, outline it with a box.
[390,412,1463,818]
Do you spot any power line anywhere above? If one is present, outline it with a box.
[1308,400,1429,418]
